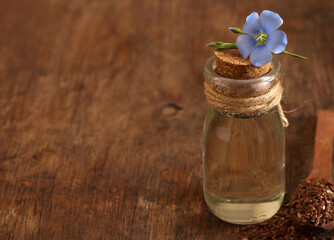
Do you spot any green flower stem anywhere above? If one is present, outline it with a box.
[228,27,307,60]
[282,50,308,59]
[207,41,307,60]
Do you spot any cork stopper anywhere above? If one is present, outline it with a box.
[214,49,271,79]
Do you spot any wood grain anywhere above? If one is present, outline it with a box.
[308,110,334,181]
[0,0,333,239]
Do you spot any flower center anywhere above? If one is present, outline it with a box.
[255,32,267,46]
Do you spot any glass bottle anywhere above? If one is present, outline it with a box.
[202,56,285,225]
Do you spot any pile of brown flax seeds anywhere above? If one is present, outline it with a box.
[240,179,334,240]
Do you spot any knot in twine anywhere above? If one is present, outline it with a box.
[204,81,289,127]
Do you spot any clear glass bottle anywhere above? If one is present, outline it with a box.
[202,56,285,225]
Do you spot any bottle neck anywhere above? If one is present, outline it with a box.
[203,56,282,98]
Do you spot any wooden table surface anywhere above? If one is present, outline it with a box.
[0,0,333,239]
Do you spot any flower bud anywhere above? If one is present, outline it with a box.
[229,27,242,34]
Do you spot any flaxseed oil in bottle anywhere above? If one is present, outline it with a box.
[202,106,285,224]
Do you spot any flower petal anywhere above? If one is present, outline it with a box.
[250,45,273,66]
[267,30,287,54]
[236,35,256,59]
[260,10,283,33]
[242,12,261,35]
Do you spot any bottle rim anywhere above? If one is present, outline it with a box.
[203,56,281,86]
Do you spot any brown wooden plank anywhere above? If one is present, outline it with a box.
[308,110,334,180]
[0,0,333,239]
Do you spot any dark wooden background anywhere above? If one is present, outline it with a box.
[0,0,333,239]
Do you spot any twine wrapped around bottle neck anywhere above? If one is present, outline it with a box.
[203,80,289,127]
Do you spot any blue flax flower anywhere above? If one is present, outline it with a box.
[236,10,287,66]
